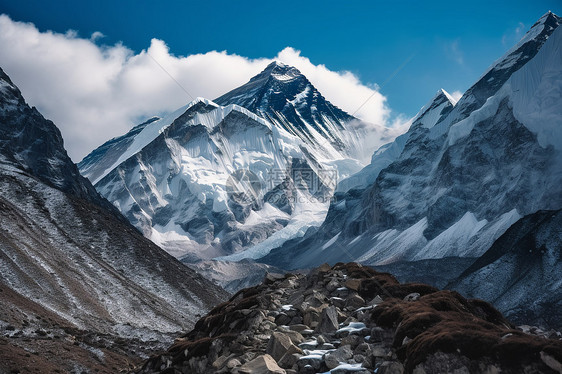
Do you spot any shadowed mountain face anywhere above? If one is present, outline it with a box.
[449,209,562,329]
[0,67,228,372]
[214,61,361,157]
[0,68,115,211]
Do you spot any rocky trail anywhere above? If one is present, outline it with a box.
[137,263,562,374]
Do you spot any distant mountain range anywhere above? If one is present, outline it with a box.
[261,11,562,327]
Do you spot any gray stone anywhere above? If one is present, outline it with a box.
[324,345,354,369]
[326,279,341,292]
[238,354,286,374]
[227,358,242,369]
[377,361,404,374]
[288,324,309,332]
[354,343,372,357]
[278,352,302,369]
[297,356,323,371]
[345,294,366,309]
[314,306,339,333]
[368,295,384,306]
[340,334,363,349]
[330,297,346,309]
[267,332,302,362]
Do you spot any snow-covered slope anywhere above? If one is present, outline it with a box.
[82,97,342,261]
[262,11,562,269]
[337,89,457,192]
[0,67,227,339]
[449,209,562,329]
[79,64,382,262]
[78,116,160,185]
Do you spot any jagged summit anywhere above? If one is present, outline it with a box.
[438,88,458,106]
[259,61,302,82]
[0,67,115,211]
[534,10,560,27]
[215,60,362,158]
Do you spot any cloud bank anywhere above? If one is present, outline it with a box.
[0,14,393,161]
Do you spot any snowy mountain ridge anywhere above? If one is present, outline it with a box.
[215,61,390,162]
[79,62,398,263]
[81,97,340,261]
[337,88,457,192]
[262,11,562,271]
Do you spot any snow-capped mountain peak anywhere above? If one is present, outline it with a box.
[262,11,562,274]
[214,61,366,160]
[439,88,459,106]
[258,60,302,82]
[336,88,457,192]
[413,88,458,129]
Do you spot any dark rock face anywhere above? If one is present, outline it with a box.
[0,67,116,213]
[449,209,562,329]
[137,263,562,374]
[215,61,358,155]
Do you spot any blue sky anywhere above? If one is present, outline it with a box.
[1,0,559,117]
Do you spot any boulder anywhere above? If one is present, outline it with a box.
[278,352,302,369]
[266,332,302,362]
[344,279,362,291]
[297,356,324,372]
[326,279,341,292]
[314,306,339,333]
[288,324,309,332]
[345,294,366,309]
[377,361,404,374]
[303,306,323,328]
[238,354,286,374]
[324,345,354,369]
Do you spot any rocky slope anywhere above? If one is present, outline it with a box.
[263,12,562,269]
[0,67,228,373]
[138,263,562,374]
[449,209,562,329]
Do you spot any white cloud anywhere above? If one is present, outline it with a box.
[90,31,105,42]
[0,14,393,161]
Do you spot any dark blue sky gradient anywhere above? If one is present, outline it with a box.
[0,0,559,118]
